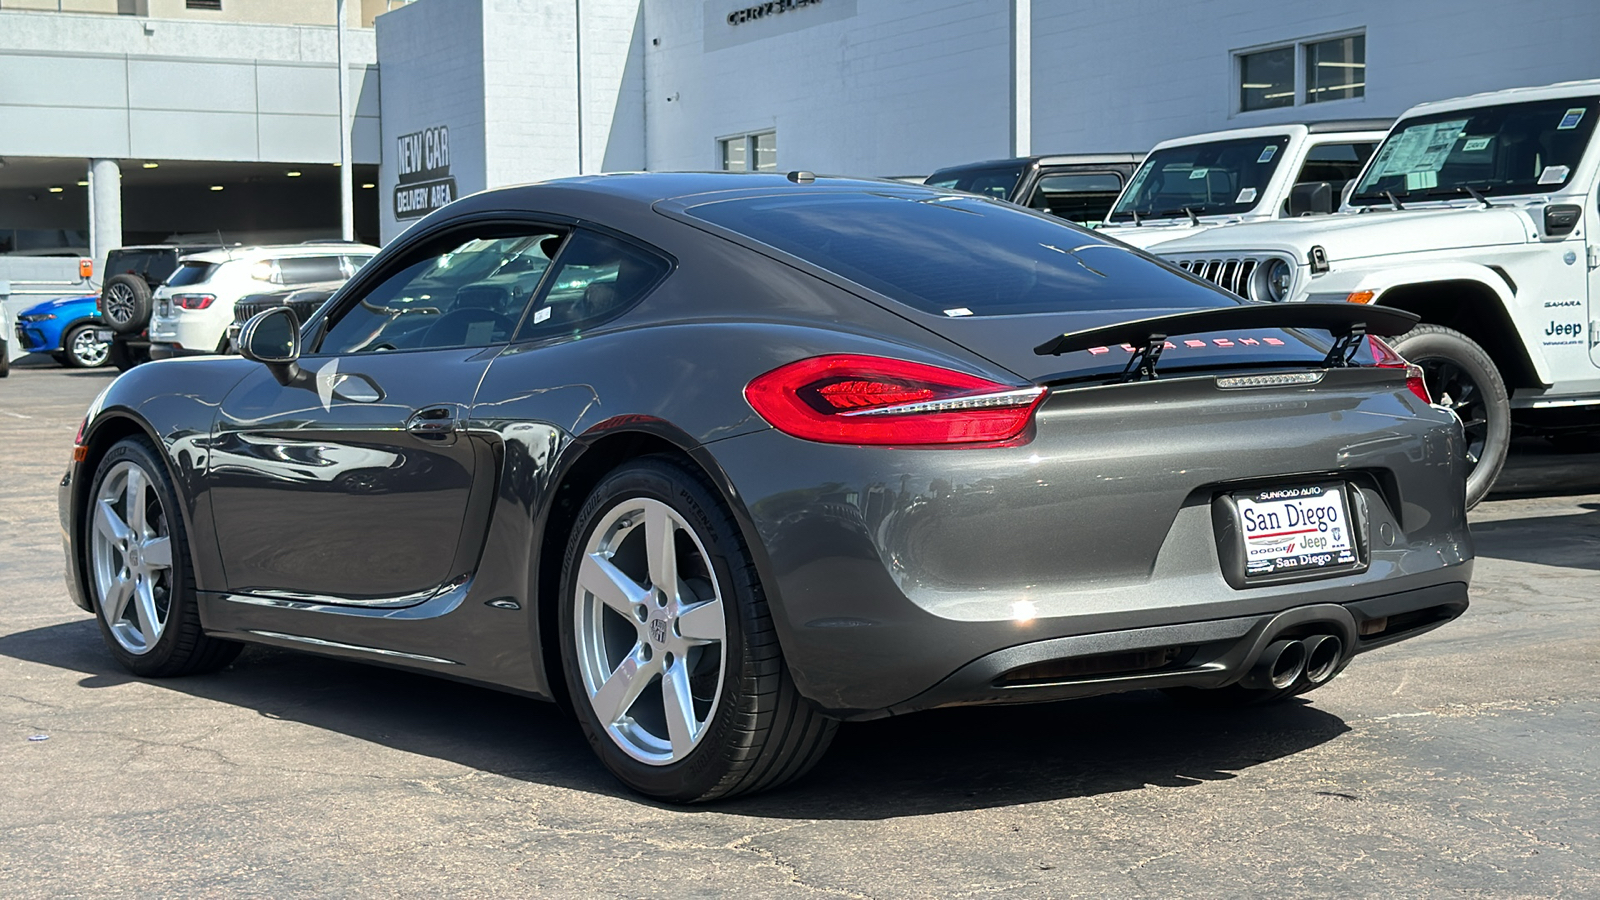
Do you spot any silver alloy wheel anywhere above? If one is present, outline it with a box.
[103,282,137,326]
[90,461,174,655]
[69,327,110,367]
[573,497,728,766]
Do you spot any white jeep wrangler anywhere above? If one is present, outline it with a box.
[1151,79,1600,507]
[1099,120,1390,251]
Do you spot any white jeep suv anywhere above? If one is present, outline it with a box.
[147,243,376,358]
[1149,79,1600,508]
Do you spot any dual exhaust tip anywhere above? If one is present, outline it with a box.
[1241,634,1344,692]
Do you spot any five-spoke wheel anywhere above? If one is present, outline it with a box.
[572,497,728,765]
[90,460,174,654]
[560,457,836,802]
[85,438,240,676]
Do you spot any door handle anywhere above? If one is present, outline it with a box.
[406,405,458,444]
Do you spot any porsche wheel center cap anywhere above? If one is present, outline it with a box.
[649,616,670,644]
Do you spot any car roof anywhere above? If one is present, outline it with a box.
[1400,78,1600,118]
[926,153,1141,174]
[177,243,380,265]
[1150,121,1390,150]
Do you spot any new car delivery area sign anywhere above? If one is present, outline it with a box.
[394,126,456,220]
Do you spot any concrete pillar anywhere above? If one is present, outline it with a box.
[88,158,122,273]
[1010,0,1031,158]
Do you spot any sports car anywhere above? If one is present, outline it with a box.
[60,173,1472,802]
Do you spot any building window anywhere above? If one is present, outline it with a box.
[1237,32,1365,113]
[1239,47,1296,112]
[1306,35,1365,103]
[719,131,777,172]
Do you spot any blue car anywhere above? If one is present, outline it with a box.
[13,294,110,368]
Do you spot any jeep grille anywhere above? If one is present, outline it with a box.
[1169,257,1260,299]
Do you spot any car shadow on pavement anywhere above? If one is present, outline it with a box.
[1471,502,1600,571]
[2,618,1350,817]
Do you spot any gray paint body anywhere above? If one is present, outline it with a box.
[59,174,1472,719]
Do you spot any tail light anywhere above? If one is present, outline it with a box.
[745,354,1046,446]
[1367,336,1430,403]
[172,293,216,310]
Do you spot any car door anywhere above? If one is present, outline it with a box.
[209,223,564,603]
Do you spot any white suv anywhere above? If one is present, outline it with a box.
[147,243,377,358]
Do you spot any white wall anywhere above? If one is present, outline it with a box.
[375,0,486,242]
[643,0,1012,176]
[1032,0,1600,153]
[0,11,380,164]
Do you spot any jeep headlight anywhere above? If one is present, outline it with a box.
[1257,258,1293,302]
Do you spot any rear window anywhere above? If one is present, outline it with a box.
[924,165,1024,200]
[275,256,347,284]
[165,261,217,287]
[106,249,173,280]
[682,190,1228,317]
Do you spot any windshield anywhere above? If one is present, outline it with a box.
[683,190,1230,317]
[1351,97,1600,203]
[1109,135,1290,221]
[924,165,1025,201]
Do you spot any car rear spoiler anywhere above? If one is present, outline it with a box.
[1033,302,1420,380]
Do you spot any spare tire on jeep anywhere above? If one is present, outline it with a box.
[101,274,153,335]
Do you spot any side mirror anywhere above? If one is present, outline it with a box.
[1285,181,1334,217]
[238,306,304,386]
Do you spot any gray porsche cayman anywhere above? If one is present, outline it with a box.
[60,173,1471,802]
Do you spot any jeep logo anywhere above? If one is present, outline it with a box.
[1546,321,1583,338]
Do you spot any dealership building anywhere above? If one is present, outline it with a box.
[1,0,1596,285]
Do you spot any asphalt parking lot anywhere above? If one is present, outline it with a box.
[2,358,1598,898]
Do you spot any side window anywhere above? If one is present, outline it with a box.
[1295,142,1377,187]
[1026,171,1126,224]
[514,231,670,341]
[274,256,348,285]
[318,231,563,354]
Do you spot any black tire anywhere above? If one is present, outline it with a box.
[101,274,153,335]
[62,323,112,368]
[559,456,837,802]
[84,437,241,677]
[1389,324,1509,509]
[107,339,147,372]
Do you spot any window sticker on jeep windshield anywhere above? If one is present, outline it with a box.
[1352,97,1599,203]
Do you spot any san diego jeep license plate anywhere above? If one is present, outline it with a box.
[1236,484,1356,577]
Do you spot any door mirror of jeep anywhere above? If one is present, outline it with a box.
[1286,181,1334,217]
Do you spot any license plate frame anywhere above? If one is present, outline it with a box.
[1213,481,1367,587]
[93,328,114,342]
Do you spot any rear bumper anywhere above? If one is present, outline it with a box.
[880,582,1467,720]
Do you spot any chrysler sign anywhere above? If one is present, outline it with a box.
[727,0,821,26]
